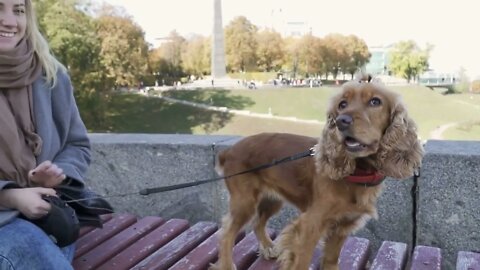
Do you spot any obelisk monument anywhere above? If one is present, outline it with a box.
[211,0,227,79]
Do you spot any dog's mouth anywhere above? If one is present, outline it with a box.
[344,136,370,152]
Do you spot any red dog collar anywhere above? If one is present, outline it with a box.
[345,168,385,186]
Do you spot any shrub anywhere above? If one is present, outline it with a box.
[471,80,480,93]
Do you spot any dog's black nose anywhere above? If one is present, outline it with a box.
[336,114,353,131]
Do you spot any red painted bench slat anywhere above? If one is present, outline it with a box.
[170,229,247,270]
[370,241,408,270]
[73,216,164,270]
[410,245,442,270]
[230,229,276,270]
[247,256,279,270]
[247,241,322,270]
[130,221,218,270]
[71,214,480,270]
[309,244,325,269]
[96,218,190,270]
[339,237,371,270]
[79,214,113,237]
[456,251,480,270]
[74,213,137,258]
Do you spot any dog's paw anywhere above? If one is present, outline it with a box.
[259,244,281,259]
[277,248,295,270]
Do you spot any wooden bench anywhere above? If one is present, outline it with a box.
[72,214,480,270]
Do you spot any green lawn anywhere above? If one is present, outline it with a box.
[82,86,480,140]
[79,94,234,134]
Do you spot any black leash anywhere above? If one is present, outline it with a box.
[64,147,316,203]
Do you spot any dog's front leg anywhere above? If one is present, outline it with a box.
[322,216,366,270]
[277,212,327,270]
[321,232,348,270]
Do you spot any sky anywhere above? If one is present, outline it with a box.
[100,0,480,78]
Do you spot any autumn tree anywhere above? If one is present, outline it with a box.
[255,29,285,72]
[181,35,210,78]
[149,30,187,84]
[225,16,258,72]
[96,5,149,88]
[34,0,112,129]
[388,40,432,83]
[35,1,150,129]
[283,37,300,78]
[323,34,348,79]
[35,0,103,90]
[296,34,325,77]
[343,35,371,79]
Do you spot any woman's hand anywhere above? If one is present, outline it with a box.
[0,187,57,219]
[29,161,66,188]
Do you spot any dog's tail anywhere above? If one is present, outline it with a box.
[214,149,227,177]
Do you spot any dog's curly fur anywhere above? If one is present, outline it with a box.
[209,80,424,270]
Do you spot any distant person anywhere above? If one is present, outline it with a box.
[248,80,256,89]
[0,0,94,268]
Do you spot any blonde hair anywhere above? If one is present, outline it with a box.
[25,0,66,87]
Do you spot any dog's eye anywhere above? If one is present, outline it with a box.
[369,97,382,106]
[338,100,348,110]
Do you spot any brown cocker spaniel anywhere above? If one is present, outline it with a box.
[210,79,424,270]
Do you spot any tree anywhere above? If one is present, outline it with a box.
[34,0,112,129]
[181,35,210,78]
[388,41,432,83]
[95,5,149,88]
[323,34,348,79]
[453,66,471,93]
[255,29,285,72]
[343,35,371,79]
[159,31,186,69]
[296,34,324,77]
[35,0,102,89]
[224,16,258,72]
[149,31,187,85]
[283,37,301,79]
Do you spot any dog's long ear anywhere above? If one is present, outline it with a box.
[316,109,356,180]
[375,99,424,179]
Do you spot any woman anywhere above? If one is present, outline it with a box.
[0,0,90,268]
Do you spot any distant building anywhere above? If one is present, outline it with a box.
[283,21,311,37]
[269,8,310,38]
[151,37,173,48]
[365,45,394,75]
[419,70,458,85]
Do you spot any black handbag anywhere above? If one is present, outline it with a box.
[55,178,114,228]
[31,195,80,247]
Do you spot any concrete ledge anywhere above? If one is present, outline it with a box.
[85,134,479,268]
[87,133,240,223]
[417,140,480,269]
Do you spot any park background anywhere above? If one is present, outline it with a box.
[34,0,480,140]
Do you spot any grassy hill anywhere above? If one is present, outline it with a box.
[80,86,480,140]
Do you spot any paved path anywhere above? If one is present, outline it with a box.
[429,122,457,140]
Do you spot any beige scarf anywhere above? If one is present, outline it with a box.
[0,38,43,187]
